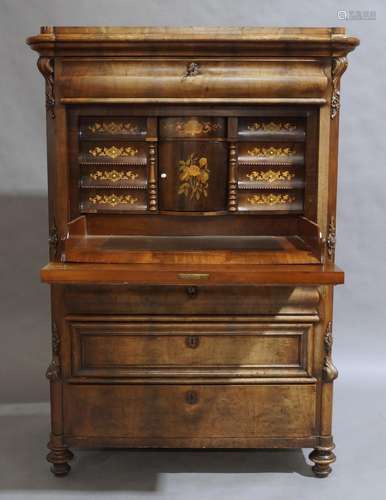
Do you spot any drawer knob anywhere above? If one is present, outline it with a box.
[186,390,199,405]
[186,286,198,297]
[186,335,200,349]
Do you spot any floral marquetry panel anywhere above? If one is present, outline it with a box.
[158,141,227,212]
[160,117,225,139]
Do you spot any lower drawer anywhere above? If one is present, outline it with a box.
[63,384,317,442]
[68,320,313,379]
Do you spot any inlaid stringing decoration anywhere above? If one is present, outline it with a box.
[90,170,139,182]
[246,170,295,183]
[247,193,296,206]
[247,146,296,157]
[173,119,221,136]
[178,153,210,201]
[89,145,139,159]
[88,194,138,207]
[88,121,140,134]
[247,121,296,132]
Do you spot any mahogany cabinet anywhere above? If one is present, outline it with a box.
[27,27,358,477]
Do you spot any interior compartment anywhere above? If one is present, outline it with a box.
[64,105,321,265]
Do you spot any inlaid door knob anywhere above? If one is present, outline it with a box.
[160,172,167,179]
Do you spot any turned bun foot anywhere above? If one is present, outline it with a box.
[309,445,336,478]
[47,443,74,477]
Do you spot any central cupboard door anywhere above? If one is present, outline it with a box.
[158,117,228,212]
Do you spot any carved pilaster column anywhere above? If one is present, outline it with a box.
[228,143,237,212]
[148,142,158,211]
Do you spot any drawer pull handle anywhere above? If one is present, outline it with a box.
[178,273,209,281]
[183,62,201,79]
[186,390,199,405]
[186,286,198,297]
[186,335,200,349]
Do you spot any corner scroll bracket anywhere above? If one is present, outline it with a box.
[323,321,338,382]
[37,57,55,119]
[331,56,348,119]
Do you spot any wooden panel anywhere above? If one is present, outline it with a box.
[160,117,225,138]
[63,384,317,439]
[80,117,147,140]
[159,140,227,212]
[64,285,320,315]
[70,321,313,378]
[42,262,344,285]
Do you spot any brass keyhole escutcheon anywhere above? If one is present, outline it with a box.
[186,390,199,405]
[186,335,200,349]
[184,62,201,78]
[186,286,198,298]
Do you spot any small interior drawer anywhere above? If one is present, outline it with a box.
[79,117,147,139]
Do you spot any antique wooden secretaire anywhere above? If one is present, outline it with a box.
[27,27,359,477]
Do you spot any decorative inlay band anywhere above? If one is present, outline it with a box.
[88,194,138,207]
[89,146,139,159]
[88,121,140,134]
[247,121,296,132]
[246,169,295,183]
[247,146,296,157]
[89,170,139,182]
[178,153,210,201]
[247,193,296,206]
[173,119,221,136]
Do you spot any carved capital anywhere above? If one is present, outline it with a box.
[326,216,336,260]
[46,360,60,381]
[48,218,60,258]
[37,57,55,119]
[331,56,348,119]
[323,321,338,382]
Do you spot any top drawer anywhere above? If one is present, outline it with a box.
[59,59,328,99]
[64,285,320,316]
